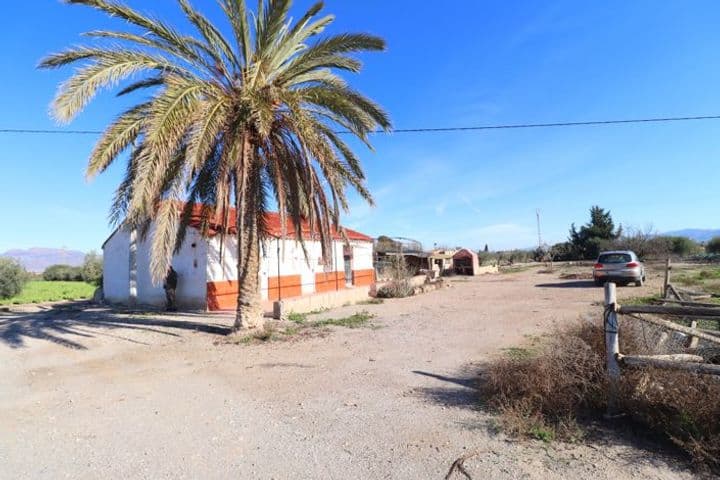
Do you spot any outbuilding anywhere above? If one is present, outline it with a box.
[102,204,375,311]
[452,248,498,276]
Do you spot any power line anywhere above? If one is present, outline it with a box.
[1,114,720,136]
[0,128,103,135]
[380,115,720,133]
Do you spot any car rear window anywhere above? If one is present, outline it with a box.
[598,253,631,264]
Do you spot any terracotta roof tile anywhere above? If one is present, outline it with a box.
[180,203,372,242]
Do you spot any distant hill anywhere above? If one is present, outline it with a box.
[664,229,720,243]
[1,248,86,273]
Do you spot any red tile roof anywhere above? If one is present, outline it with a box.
[182,203,373,242]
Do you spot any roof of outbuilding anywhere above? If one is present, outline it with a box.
[453,248,478,260]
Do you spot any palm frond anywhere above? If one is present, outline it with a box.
[49,50,187,123]
[66,0,204,61]
[87,102,149,178]
[116,76,165,97]
[186,98,229,172]
[178,0,241,72]
[127,78,203,220]
[220,0,253,65]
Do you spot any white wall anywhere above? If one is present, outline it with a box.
[102,228,130,304]
[204,235,374,302]
[349,241,374,270]
[262,238,311,298]
[207,235,238,282]
[132,227,208,309]
[262,239,352,297]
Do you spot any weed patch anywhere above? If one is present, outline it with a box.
[312,311,374,329]
[480,319,720,474]
[500,265,537,274]
[287,312,307,324]
[673,267,720,293]
[501,346,536,360]
[228,311,377,345]
[623,294,661,305]
[358,298,384,305]
[286,307,329,324]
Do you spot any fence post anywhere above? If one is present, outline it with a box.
[663,257,671,298]
[604,282,621,417]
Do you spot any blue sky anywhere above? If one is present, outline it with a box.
[1,0,719,253]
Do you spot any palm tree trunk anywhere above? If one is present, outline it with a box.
[233,134,264,331]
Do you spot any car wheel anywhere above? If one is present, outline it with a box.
[635,278,643,287]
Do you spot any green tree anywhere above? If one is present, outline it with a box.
[549,241,574,261]
[81,251,103,286]
[569,206,622,259]
[707,236,720,254]
[41,0,390,331]
[43,264,83,281]
[669,236,702,257]
[0,258,28,299]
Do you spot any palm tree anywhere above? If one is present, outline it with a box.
[40,0,391,331]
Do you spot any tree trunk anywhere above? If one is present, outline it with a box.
[232,135,264,331]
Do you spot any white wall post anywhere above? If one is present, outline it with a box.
[128,227,138,307]
[604,282,620,416]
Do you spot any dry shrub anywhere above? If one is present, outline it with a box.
[618,368,720,472]
[480,321,607,440]
[376,280,414,298]
[376,253,414,298]
[481,319,720,473]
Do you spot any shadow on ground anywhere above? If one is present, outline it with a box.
[0,302,232,349]
[535,280,598,289]
[411,368,481,410]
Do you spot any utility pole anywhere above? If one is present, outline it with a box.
[536,209,543,249]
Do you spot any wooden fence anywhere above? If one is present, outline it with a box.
[603,279,720,413]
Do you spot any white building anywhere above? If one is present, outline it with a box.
[102,205,375,310]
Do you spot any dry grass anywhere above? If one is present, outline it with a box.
[480,319,720,473]
[618,368,720,471]
[376,280,414,298]
[672,265,720,295]
[480,321,607,440]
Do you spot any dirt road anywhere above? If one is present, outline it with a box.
[0,269,694,479]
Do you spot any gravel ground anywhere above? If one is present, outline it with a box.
[0,267,696,479]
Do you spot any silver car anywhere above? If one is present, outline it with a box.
[593,250,646,287]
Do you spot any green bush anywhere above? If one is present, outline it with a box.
[707,237,720,255]
[549,242,575,261]
[81,251,103,286]
[0,258,29,299]
[477,251,498,266]
[43,264,83,281]
[670,236,702,257]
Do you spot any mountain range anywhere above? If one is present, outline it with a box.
[1,248,86,273]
